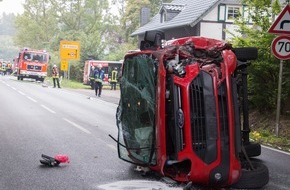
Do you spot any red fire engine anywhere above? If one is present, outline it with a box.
[16,48,49,82]
[83,60,122,89]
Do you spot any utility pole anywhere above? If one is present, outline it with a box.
[275,60,283,137]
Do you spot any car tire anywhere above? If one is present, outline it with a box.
[233,47,258,61]
[243,142,261,157]
[231,161,269,189]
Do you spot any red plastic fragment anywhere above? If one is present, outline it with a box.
[54,154,70,163]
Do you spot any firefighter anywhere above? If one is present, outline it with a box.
[94,64,105,97]
[110,67,118,90]
[52,65,61,88]
[89,65,95,89]
[7,62,12,75]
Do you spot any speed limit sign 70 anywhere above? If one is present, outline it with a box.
[271,35,290,60]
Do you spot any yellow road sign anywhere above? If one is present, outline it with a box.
[60,60,68,71]
[60,41,80,60]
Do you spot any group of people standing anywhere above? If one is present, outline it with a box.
[51,63,119,97]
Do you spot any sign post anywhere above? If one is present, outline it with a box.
[60,60,68,71]
[271,35,290,60]
[268,5,290,137]
[59,41,81,79]
[275,60,283,136]
[60,40,80,60]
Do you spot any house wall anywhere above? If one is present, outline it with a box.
[200,22,223,40]
[203,5,219,21]
[225,23,241,40]
[200,4,242,41]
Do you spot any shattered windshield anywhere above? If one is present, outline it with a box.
[116,53,157,165]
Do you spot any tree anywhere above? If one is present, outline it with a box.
[14,0,123,81]
[0,13,18,60]
[13,0,174,81]
[0,13,16,35]
[14,0,58,50]
[229,0,290,112]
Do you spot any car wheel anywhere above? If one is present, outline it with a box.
[243,142,261,157]
[233,47,258,61]
[231,161,269,189]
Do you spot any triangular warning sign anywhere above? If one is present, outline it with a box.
[268,5,290,35]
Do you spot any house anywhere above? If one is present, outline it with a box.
[131,0,287,42]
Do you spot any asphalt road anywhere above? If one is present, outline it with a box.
[1,75,290,190]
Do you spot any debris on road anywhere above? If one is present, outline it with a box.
[40,154,69,167]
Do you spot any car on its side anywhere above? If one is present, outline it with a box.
[115,30,269,189]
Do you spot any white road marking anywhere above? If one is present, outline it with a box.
[63,118,91,134]
[6,84,10,87]
[11,87,17,90]
[98,180,183,190]
[26,96,37,103]
[262,145,290,156]
[41,104,56,114]
[18,90,25,95]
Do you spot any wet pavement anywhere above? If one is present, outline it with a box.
[69,88,120,105]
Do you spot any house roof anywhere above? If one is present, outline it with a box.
[159,3,185,13]
[132,0,289,36]
[131,0,223,36]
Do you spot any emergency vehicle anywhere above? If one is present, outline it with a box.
[16,48,49,82]
[83,60,122,89]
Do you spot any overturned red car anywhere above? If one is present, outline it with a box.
[115,30,269,189]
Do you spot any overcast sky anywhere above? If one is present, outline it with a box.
[0,0,24,15]
[0,0,120,16]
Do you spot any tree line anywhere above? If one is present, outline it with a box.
[11,0,170,81]
[230,0,290,113]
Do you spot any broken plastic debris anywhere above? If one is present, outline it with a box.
[40,154,69,167]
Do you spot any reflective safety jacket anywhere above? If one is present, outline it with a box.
[52,67,59,78]
[94,69,105,83]
[111,70,118,82]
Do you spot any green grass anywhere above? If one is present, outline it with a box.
[60,79,89,89]
[46,77,113,89]
[45,77,88,89]
[250,130,290,152]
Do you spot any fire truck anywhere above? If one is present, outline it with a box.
[83,60,122,89]
[16,48,49,82]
